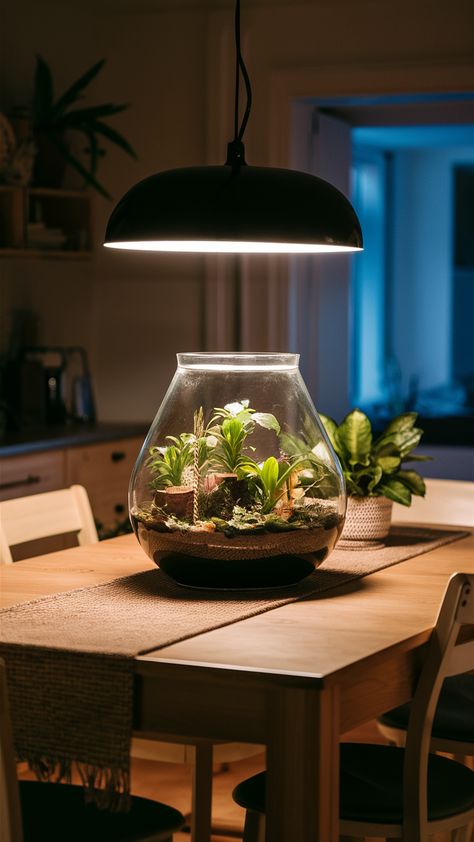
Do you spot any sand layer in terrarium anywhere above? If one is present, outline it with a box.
[131,500,343,559]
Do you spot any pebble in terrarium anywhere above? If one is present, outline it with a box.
[130,355,346,590]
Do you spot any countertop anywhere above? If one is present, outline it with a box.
[0,422,149,458]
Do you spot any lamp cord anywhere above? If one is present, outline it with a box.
[233,0,252,142]
[226,0,252,166]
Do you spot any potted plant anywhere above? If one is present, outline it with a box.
[320,409,429,547]
[31,55,137,197]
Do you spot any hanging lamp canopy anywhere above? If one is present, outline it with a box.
[104,3,362,255]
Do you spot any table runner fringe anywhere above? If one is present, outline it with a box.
[18,751,130,811]
[78,763,131,811]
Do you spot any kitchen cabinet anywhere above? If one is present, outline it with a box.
[0,449,66,501]
[0,431,144,534]
[66,437,142,533]
[0,186,92,258]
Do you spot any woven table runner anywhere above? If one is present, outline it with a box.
[0,525,468,807]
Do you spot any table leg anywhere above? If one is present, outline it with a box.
[189,743,214,842]
[265,684,340,842]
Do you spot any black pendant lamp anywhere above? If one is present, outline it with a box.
[104,1,362,255]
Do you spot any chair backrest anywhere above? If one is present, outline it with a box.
[403,572,474,840]
[392,478,474,527]
[0,485,98,564]
[0,659,23,842]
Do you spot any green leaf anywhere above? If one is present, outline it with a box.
[261,456,279,493]
[367,465,383,492]
[381,412,418,435]
[33,55,54,124]
[279,431,305,458]
[51,58,106,119]
[396,470,426,497]
[344,474,364,495]
[57,140,111,199]
[89,119,137,158]
[239,461,259,478]
[336,409,372,466]
[374,429,423,460]
[376,455,401,474]
[253,412,280,435]
[402,453,432,463]
[398,428,424,458]
[372,439,402,458]
[377,478,412,506]
[60,103,128,125]
[319,414,339,453]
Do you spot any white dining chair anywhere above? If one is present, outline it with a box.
[0,484,262,842]
[232,572,474,842]
[383,476,474,769]
[392,478,474,528]
[0,485,98,564]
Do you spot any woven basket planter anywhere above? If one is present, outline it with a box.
[338,496,393,549]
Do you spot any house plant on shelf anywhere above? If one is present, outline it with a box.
[320,409,429,548]
[30,55,137,198]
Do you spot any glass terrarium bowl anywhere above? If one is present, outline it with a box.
[129,353,346,589]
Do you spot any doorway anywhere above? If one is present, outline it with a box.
[289,93,474,450]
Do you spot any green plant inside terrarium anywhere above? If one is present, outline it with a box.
[131,399,343,537]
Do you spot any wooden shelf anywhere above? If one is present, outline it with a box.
[0,186,93,259]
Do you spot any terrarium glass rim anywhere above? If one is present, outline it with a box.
[176,352,300,371]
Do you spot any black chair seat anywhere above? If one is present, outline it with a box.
[19,781,185,842]
[379,675,474,743]
[233,744,474,825]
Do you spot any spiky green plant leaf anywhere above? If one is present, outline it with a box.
[33,55,54,125]
[60,103,129,126]
[31,55,136,198]
[90,120,137,158]
[58,141,111,199]
[51,58,106,118]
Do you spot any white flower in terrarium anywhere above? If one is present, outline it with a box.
[224,399,249,415]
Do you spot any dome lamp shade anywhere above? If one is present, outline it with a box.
[103,3,362,255]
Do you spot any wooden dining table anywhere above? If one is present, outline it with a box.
[1,525,473,842]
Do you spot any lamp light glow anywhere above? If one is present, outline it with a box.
[105,241,362,253]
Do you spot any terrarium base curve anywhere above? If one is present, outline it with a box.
[136,521,342,589]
